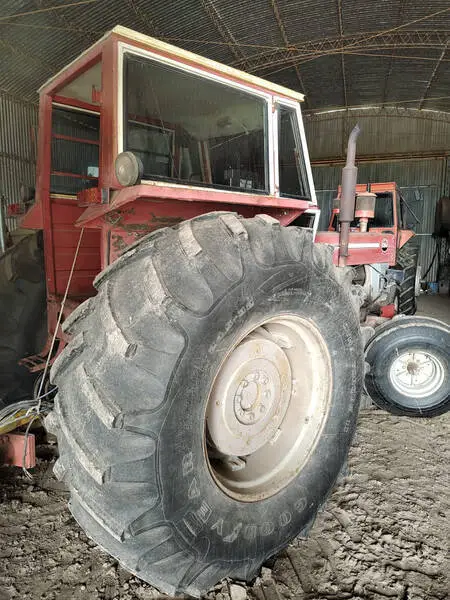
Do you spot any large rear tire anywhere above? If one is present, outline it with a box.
[48,213,363,597]
[0,232,47,407]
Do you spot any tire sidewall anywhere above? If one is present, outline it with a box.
[158,259,362,564]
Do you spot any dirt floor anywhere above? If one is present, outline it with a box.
[416,294,450,324]
[1,410,448,600]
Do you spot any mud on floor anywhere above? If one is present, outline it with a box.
[0,411,448,600]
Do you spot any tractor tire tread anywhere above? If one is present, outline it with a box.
[395,241,419,315]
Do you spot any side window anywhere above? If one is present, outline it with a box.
[51,108,100,195]
[278,106,310,200]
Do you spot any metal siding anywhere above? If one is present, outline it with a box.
[316,189,336,230]
[0,93,38,233]
[312,166,342,230]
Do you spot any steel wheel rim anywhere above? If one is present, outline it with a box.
[389,350,445,399]
[205,315,332,502]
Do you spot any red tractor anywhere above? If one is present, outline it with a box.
[316,181,419,318]
[0,27,448,597]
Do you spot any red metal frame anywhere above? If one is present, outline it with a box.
[53,94,100,113]
[52,133,100,146]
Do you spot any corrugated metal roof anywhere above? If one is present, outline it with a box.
[0,0,448,112]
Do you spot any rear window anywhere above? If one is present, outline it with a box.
[51,107,99,195]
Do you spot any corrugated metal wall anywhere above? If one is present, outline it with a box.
[305,108,450,283]
[304,107,450,159]
[0,92,38,232]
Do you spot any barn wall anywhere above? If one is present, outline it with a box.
[305,108,450,283]
[0,92,38,233]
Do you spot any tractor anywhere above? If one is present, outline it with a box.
[0,26,448,597]
[316,181,419,318]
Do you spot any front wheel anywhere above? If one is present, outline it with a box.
[365,316,449,417]
[48,213,363,597]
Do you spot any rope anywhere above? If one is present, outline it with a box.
[22,227,85,479]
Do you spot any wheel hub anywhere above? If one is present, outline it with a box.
[234,369,272,424]
[207,337,291,456]
[205,316,332,502]
[406,361,419,375]
[390,351,445,398]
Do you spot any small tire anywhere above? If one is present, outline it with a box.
[49,213,363,597]
[365,316,449,417]
[395,241,418,315]
[0,232,47,407]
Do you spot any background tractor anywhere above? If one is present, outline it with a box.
[0,26,448,598]
[316,181,419,317]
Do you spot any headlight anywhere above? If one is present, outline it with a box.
[114,152,143,187]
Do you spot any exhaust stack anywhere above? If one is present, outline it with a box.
[338,124,360,267]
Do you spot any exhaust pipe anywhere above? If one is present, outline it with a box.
[338,124,360,267]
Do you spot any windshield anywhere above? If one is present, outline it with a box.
[124,53,268,193]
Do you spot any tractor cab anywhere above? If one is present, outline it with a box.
[22,26,318,299]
